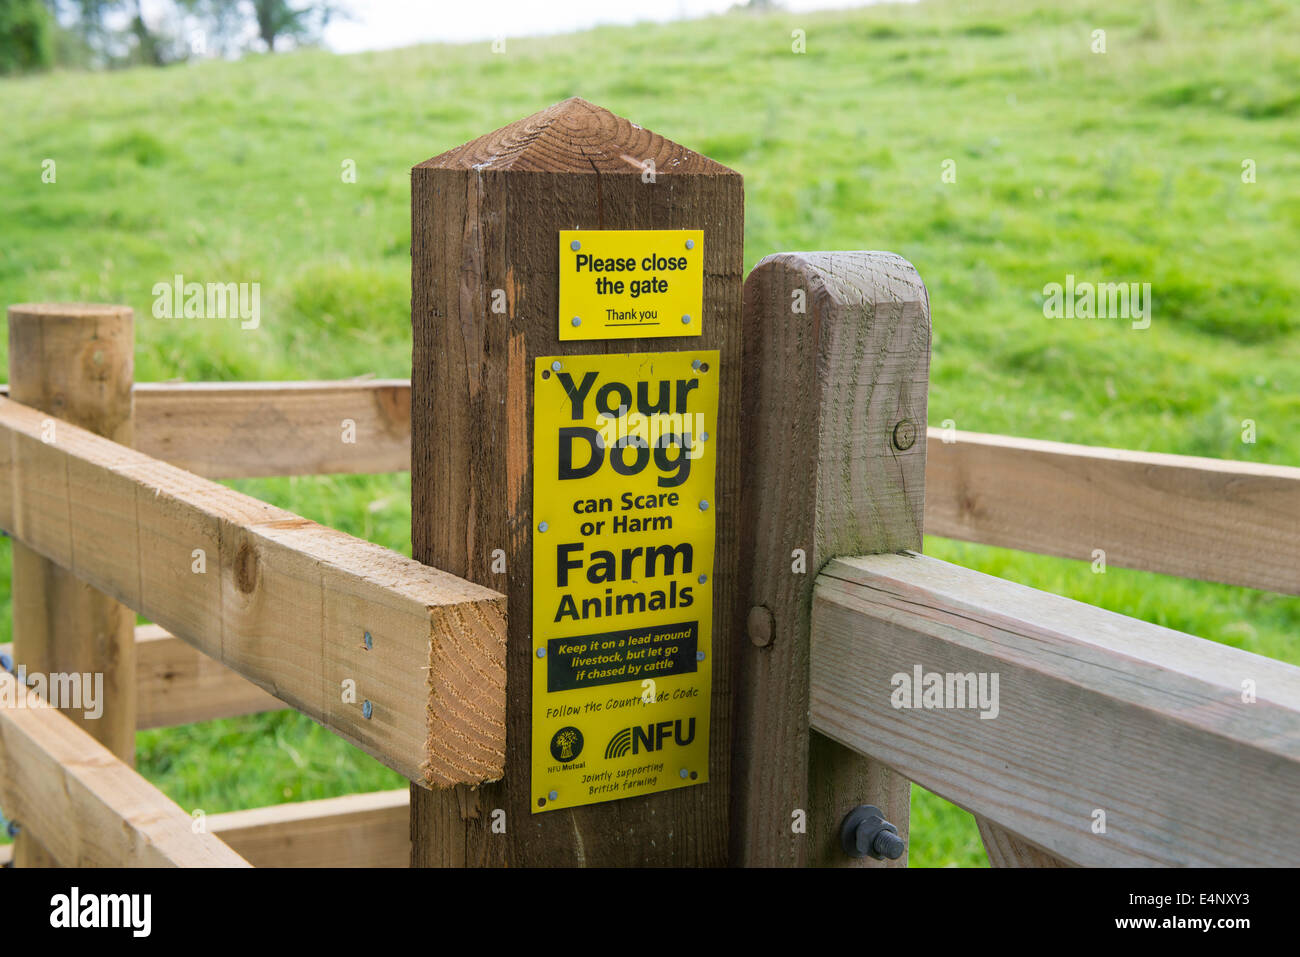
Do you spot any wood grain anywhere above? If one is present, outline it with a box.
[7,303,137,866]
[208,790,409,868]
[976,817,1074,867]
[3,628,282,730]
[131,621,282,722]
[132,625,283,728]
[732,252,930,866]
[410,97,743,865]
[0,394,506,788]
[927,428,1300,595]
[0,673,248,867]
[133,379,411,478]
[810,552,1300,867]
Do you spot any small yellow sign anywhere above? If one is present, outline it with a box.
[558,229,704,340]
[531,350,717,812]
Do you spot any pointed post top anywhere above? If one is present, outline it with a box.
[416,97,736,175]
[410,95,744,866]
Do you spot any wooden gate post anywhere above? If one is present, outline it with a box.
[409,99,744,865]
[732,253,930,866]
[6,302,137,867]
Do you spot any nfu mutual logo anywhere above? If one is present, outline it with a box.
[890,665,999,720]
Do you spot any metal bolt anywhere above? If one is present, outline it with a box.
[691,359,701,371]
[695,651,705,661]
[701,432,709,442]
[538,521,549,532]
[572,316,582,327]
[747,605,774,648]
[679,768,689,779]
[892,419,917,451]
[681,314,691,325]
[840,804,905,861]
[685,239,695,250]
[551,360,562,372]
[536,647,546,658]
[548,790,558,801]
[363,631,373,650]
[873,830,906,860]
[362,700,373,720]
[571,240,581,251]
[698,500,709,511]
[698,574,708,584]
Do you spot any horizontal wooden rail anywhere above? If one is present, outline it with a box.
[13,380,1288,597]
[0,396,506,788]
[809,552,1300,867]
[207,790,409,867]
[0,673,249,866]
[13,380,1293,595]
[5,627,284,730]
[927,428,1300,594]
[132,624,283,728]
[0,380,410,478]
[134,380,411,478]
[1,790,412,868]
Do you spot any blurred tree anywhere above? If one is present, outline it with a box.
[55,0,116,61]
[177,0,340,55]
[126,0,165,64]
[177,0,249,58]
[43,0,188,67]
[22,0,341,69]
[0,0,55,74]
[249,0,337,52]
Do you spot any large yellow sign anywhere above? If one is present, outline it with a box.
[558,230,704,341]
[531,351,717,813]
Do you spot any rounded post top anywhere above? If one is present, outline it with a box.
[6,301,134,442]
[415,97,738,176]
[8,303,132,323]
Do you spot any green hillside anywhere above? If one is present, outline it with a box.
[1,0,1297,866]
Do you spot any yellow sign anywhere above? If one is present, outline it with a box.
[531,350,717,813]
[558,230,704,340]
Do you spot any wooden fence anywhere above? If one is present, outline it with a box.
[10,381,1288,596]
[1,98,1296,867]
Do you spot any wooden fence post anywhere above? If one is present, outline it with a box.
[6,302,136,867]
[731,252,930,866]
[408,99,744,865]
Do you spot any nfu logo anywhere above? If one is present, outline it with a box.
[605,718,696,758]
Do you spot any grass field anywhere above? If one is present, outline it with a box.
[1,0,1298,866]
